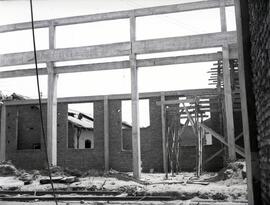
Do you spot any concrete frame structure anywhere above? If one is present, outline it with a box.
[0,0,238,182]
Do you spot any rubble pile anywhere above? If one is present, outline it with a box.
[0,161,18,176]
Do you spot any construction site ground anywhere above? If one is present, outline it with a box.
[0,161,247,204]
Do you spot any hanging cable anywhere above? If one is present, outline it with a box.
[29,0,58,204]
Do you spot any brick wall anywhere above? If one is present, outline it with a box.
[4,95,224,172]
[6,105,46,170]
[248,0,270,203]
[109,100,132,171]
[57,102,105,170]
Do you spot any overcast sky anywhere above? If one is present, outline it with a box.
[0,0,236,125]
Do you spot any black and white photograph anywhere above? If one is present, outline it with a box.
[0,0,268,204]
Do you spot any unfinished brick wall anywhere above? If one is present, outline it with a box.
[4,94,224,172]
[248,0,270,203]
[108,97,163,172]
[6,105,46,170]
[57,102,105,170]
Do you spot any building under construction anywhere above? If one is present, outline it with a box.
[0,0,269,204]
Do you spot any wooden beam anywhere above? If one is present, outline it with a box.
[235,132,243,141]
[199,123,244,157]
[130,14,141,179]
[0,52,236,79]
[204,148,224,165]
[0,0,234,33]
[200,123,227,145]
[0,31,237,67]
[47,24,58,166]
[3,88,218,105]
[204,133,245,166]
[235,0,262,204]
[103,96,109,172]
[0,104,6,161]
[223,45,236,161]
[161,93,168,178]
[182,103,195,127]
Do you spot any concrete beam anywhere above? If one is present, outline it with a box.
[0,49,239,79]
[0,31,237,67]
[0,42,131,67]
[0,52,226,78]
[134,31,237,54]
[0,0,234,33]
[156,98,196,106]
[3,88,218,105]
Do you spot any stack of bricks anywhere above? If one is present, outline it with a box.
[248,0,270,203]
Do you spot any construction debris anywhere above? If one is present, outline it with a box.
[0,161,18,176]
[107,169,150,185]
[40,176,77,184]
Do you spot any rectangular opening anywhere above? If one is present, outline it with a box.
[136,8,220,40]
[121,99,150,151]
[226,6,236,31]
[17,105,41,150]
[67,102,94,149]
[56,19,129,48]
[0,28,49,54]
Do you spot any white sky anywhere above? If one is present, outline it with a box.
[0,0,236,125]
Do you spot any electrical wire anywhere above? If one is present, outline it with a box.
[29,0,58,204]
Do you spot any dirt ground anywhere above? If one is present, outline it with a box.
[0,172,247,201]
[0,161,248,204]
[0,201,248,205]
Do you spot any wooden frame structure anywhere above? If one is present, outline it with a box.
[0,0,237,179]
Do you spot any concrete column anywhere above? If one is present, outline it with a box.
[47,24,58,166]
[104,96,109,171]
[130,14,141,179]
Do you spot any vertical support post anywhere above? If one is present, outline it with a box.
[130,13,141,179]
[223,45,236,161]
[235,0,262,204]
[198,126,202,175]
[220,0,235,161]
[104,96,109,172]
[161,93,168,178]
[195,99,202,176]
[0,104,6,161]
[219,0,227,32]
[47,23,58,166]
